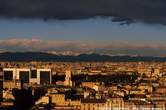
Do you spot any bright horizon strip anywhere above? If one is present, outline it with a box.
[0,18,166,56]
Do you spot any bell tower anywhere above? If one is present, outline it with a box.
[64,69,72,87]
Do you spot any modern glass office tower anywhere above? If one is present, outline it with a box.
[19,71,30,83]
[3,68,52,85]
[4,70,13,81]
[40,71,51,85]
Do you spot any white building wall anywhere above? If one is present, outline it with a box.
[16,68,30,80]
[29,69,38,84]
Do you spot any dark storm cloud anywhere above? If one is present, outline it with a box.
[0,0,166,24]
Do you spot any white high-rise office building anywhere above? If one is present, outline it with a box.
[3,68,52,85]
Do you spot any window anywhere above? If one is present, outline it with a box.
[4,71,13,81]
[19,71,29,83]
[31,70,37,78]
[40,71,50,84]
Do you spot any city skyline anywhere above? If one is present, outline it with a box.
[1,1,166,110]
